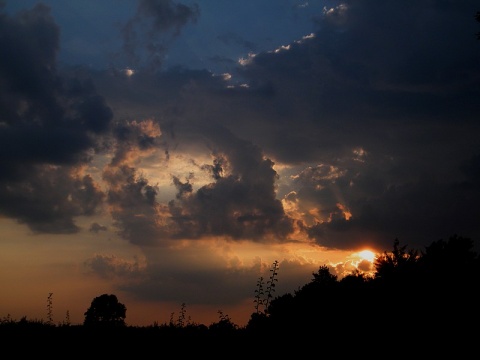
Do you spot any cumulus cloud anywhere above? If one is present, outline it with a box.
[0,4,111,233]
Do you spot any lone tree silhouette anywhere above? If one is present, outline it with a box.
[84,294,127,327]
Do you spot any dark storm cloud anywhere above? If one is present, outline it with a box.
[222,0,480,251]
[165,124,295,242]
[310,177,480,250]
[92,66,297,245]
[100,118,171,246]
[105,164,166,246]
[233,1,480,161]
[120,0,199,70]
[102,117,295,246]
[92,0,480,253]
[0,5,112,233]
[0,166,105,234]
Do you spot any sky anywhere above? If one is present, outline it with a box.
[1,0,480,327]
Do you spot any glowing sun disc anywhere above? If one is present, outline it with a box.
[358,250,375,262]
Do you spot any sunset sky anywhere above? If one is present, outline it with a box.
[1,0,480,327]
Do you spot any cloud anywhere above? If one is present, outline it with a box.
[0,166,105,234]
[85,247,320,307]
[220,0,480,251]
[85,253,145,279]
[119,0,200,71]
[101,118,295,246]
[0,4,111,233]
[89,0,480,254]
[163,125,295,242]
[3,0,480,255]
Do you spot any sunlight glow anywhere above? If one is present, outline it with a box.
[358,250,375,262]
[238,52,256,66]
[124,68,135,77]
[273,44,291,53]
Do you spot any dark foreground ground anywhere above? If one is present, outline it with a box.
[2,320,477,358]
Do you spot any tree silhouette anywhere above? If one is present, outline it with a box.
[417,235,480,325]
[420,234,478,275]
[83,294,126,327]
[245,235,480,342]
[373,238,419,284]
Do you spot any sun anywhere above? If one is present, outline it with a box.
[358,249,376,262]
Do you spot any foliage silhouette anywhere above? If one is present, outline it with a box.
[83,293,127,328]
[374,238,420,285]
[208,310,238,334]
[252,260,279,316]
[253,276,265,314]
[246,235,480,346]
[46,293,53,325]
